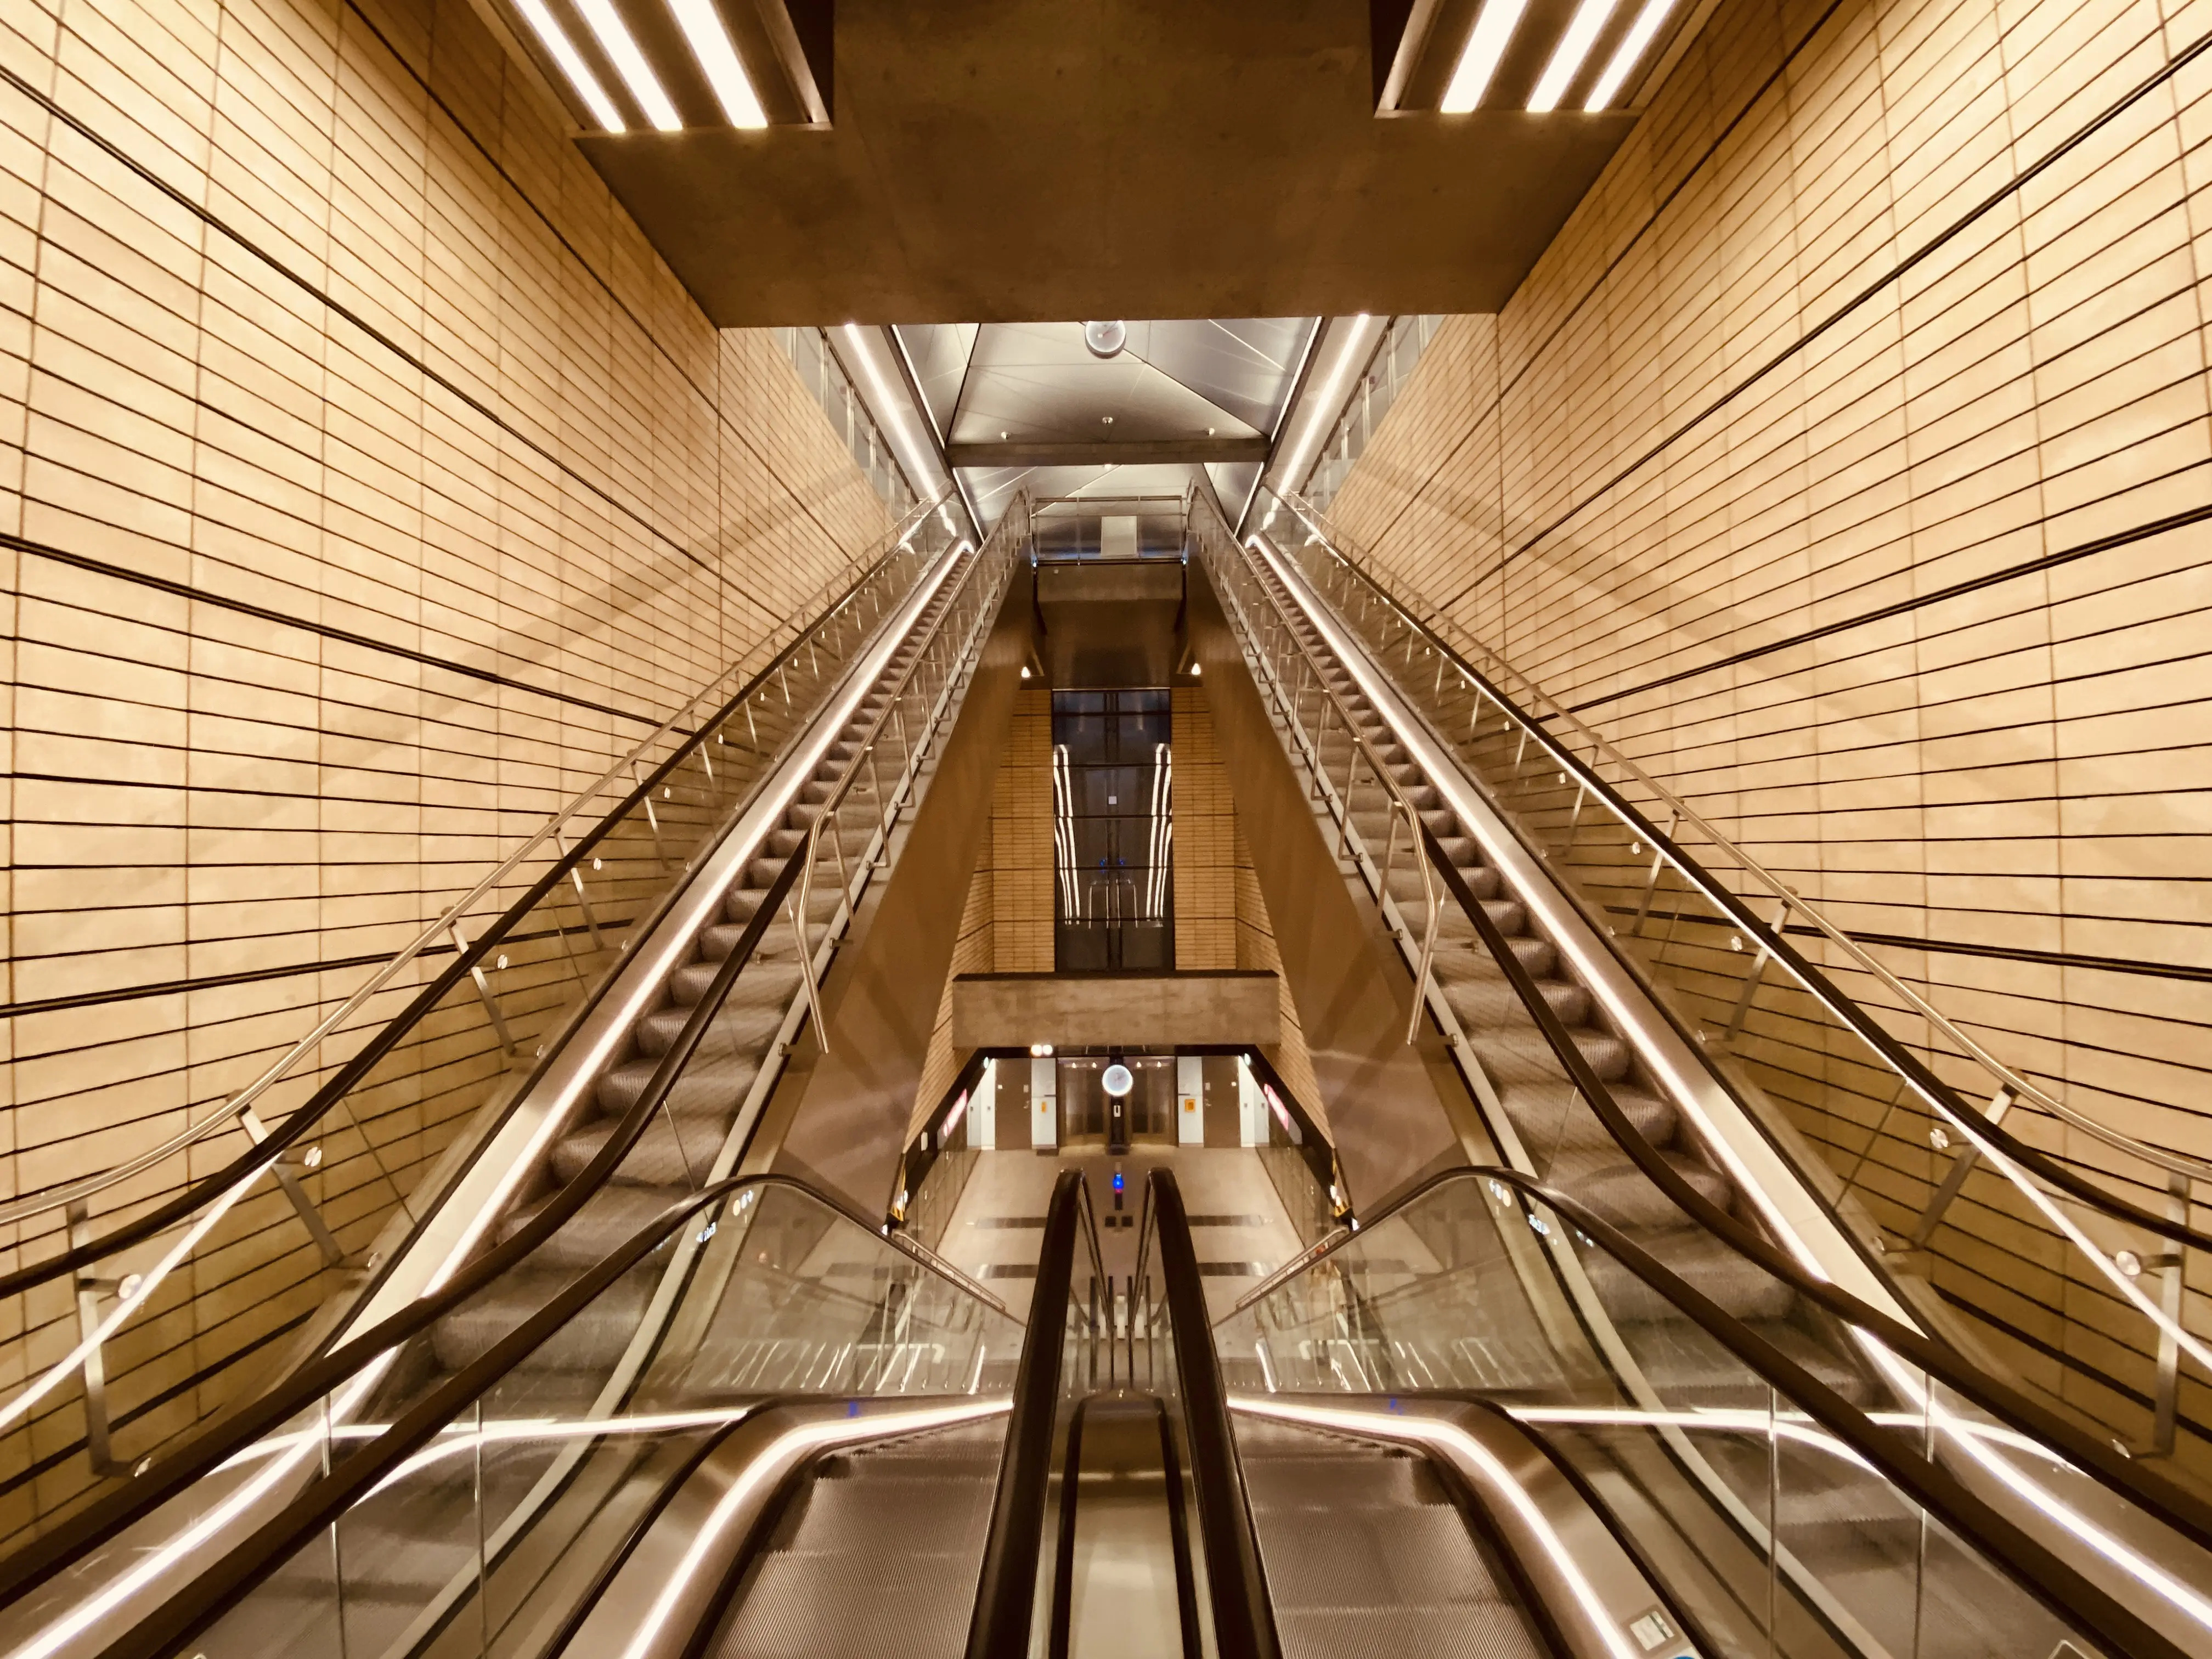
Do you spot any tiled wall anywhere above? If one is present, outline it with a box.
[1172,684,1235,967]
[1325,0,2212,1184]
[0,0,893,1365]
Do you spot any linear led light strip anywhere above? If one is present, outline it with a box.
[1441,0,1680,111]
[1146,743,1172,918]
[514,0,626,129]
[1232,1396,1644,1659]
[616,1397,1010,1659]
[574,0,681,129]
[669,0,768,126]
[1277,315,1373,495]
[1052,743,1080,917]
[1528,0,1622,111]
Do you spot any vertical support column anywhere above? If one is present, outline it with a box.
[972,1057,998,1150]
[1237,1054,1265,1148]
[1030,1055,1058,1150]
[1177,1053,1204,1146]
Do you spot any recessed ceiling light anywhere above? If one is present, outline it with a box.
[1530,0,1622,111]
[1207,426,1215,436]
[1101,414,1114,424]
[574,0,682,130]
[1000,430,1008,439]
[1584,0,1678,108]
[669,0,768,127]
[1441,0,1528,112]
[512,0,624,131]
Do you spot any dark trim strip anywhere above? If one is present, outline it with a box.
[0,913,646,1021]
[12,533,661,727]
[0,1305,313,1510]
[1556,499,2212,717]
[1416,21,2212,612]
[1605,903,2212,988]
[1831,927,2212,988]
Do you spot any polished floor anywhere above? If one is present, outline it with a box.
[940,1145,1306,1318]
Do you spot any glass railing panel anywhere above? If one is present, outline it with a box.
[1216,1172,2212,1659]
[1207,489,2212,1485]
[0,520,955,1553]
[163,1177,1022,1659]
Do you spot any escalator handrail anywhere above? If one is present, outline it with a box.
[76,1169,999,1659]
[1255,491,2212,1226]
[0,1032,990,1618]
[0,499,958,1291]
[1476,1170,2191,1659]
[1232,1146,2212,1566]
[966,1168,1088,1659]
[1412,818,2212,1553]
[1149,1170,1282,1659]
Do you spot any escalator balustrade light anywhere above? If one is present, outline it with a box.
[697,1221,716,1243]
[1487,1178,1512,1205]
[1528,1213,1552,1237]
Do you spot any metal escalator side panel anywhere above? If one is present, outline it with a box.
[1232,1395,1694,1659]
[345,540,977,1337]
[560,1397,1011,1659]
[1239,528,1902,1321]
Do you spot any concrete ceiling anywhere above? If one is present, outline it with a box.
[575,0,1636,325]
[896,318,1314,524]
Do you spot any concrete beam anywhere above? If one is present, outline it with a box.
[951,970,1282,1049]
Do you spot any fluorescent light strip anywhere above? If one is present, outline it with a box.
[1234,1397,1641,1659]
[1583,0,1677,109]
[617,1398,1008,1659]
[1147,743,1172,917]
[512,0,627,131]
[843,324,944,503]
[1052,743,1080,917]
[1277,316,1373,495]
[1529,0,1622,111]
[575,0,684,131]
[1441,0,1530,112]
[667,0,767,127]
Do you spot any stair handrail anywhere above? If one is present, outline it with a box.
[793,494,1031,1046]
[1270,486,2212,1188]
[1183,498,1442,1044]
[0,492,958,1234]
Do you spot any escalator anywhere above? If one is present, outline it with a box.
[9,478,2212,1659]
